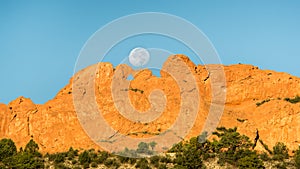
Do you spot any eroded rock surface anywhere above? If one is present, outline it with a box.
[0,55,299,153]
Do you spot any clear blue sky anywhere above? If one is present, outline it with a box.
[0,0,300,104]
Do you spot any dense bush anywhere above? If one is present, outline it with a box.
[272,142,289,161]
[79,150,91,165]
[47,152,67,164]
[158,163,167,169]
[54,162,70,169]
[54,153,66,163]
[135,158,150,169]
[71,159,77,164]
[117,155,130,163]
[171,137,205,169]
[274,162,288,169]
[104,158,120,168]
[2,127,300,168]
[8,152,44,169]
[96,151,109,164]
[90,161,97,168]
[212,127,260,166]
[129,157,137,165]
[284,95,300,104]
[24,139,40,155]
[0,139,44,168]
[237,151,264,169]
[117,147,138,158]
[150,155,160,167]
[149,141,157,150]
[137,142,150,154]
[160,155,173,163]
[294,147,300,168]
[82,162,89,169]
[67,147,78,158]
[259,152,271,161]
[0,138,17,161]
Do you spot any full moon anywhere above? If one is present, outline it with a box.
[128,47,150,67]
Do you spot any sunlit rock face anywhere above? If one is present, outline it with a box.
[0,54,299,153]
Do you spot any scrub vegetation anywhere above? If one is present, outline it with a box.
[0,127,299,168]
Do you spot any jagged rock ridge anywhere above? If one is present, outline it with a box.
[0,54,299,153]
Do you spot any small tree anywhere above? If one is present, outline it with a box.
[149,141,157,150]
[212,127,261,166]
[67,147,77,158]
[171,136,205,169]
[237,150,264,169]
[212,127,253,153]
[0,138,17,161]
[136,158,150,169]
[295,147,300,169]
[24,139,39,154]
[79,150,91,165]
[10,152,44,169]
[272,142,289,161]
[137,142,150,154]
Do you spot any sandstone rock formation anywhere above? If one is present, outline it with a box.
[0,54,299,153]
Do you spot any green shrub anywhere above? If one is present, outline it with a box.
[0,164,6,169]
[1,139,44,168]
[149,141,157,150]
[88,149,98,162]
[256,99,270,106]
[117,147,138,158]
[112,160,121,168]
[173,165,189,169]
[150,155,160,167]
[169,142,183,153]
[160,155,172,163]
[129,158,137,165]
[259,152,271,161]
[158,163,167,169]
[212,127,254,165]
[212,127,253,152]
[104,158,120,168]
[8,152,44,169]
[136,158,150,169]
[56,153,66,163]
[79,150,91,165]
[272,142,289,161]
[173,143,203,169]
[71,159,77,164]
[137,142,150,154]
[237,152,264,169]
[0,138,17,161]
[83,162,89,169]
[294,147,300,169]
[96,151,109,164]
[274,162,287,169]
[48,152,67,164]
[211,127,267,168]
[67,147,77,158]
[90,162,97,168]
[117,155,130,163]
[54,163,70,169]
[284,95,300,104]
[24,139,41,157]
[104,158,114,167]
